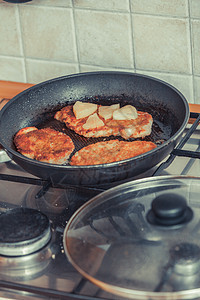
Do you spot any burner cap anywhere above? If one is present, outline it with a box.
[171,243,200,275]
[0,208,51,256]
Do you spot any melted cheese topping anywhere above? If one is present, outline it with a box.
[113,105,138,120]
[98,104,120,120]
[83,113,105,129]
[73,101,97,119]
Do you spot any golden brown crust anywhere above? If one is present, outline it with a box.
[14,127,75,164]
[70,140,157,166]
[54,104,153,139]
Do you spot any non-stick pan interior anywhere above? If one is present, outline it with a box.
[34,95,177,162]
[0,72,188,154]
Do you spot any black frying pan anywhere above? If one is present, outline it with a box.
[0,72,189,186]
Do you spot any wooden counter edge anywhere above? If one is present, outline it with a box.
[0,80,34,99]
[188,104,200,124]
[189,104,200,114]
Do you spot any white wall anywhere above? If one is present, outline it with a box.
[0,0,200,104]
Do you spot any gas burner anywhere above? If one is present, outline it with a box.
[165,243,200,291]
[0,208,51,256]
[0,208,58,281]
[171,243,200,276]
[24,185,101,221]
[24,186,70,215]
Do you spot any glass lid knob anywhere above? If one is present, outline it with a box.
[147,193,193,226]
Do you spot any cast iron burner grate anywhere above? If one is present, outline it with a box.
[153,112,200,176]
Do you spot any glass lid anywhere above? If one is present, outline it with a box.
[63,176,200,299]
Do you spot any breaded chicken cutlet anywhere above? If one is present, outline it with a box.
[70,140,157,166]
[54,102,153,139]
[14,127,75,164]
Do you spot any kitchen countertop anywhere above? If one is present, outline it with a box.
[0,80,199,122]
[0,80,34,110]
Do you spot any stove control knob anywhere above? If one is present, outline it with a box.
[147,193,193,226]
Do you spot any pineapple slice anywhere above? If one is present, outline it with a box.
[73,101,97,119]
[98,104,120,120]
[83,113,105,129]
[113,105,138,120]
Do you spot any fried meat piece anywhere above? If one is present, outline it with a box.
[70,140,157,166]
[117,111,153,139]
[54,105,119,138]
[14,127,75,164]
[54,104,153,139]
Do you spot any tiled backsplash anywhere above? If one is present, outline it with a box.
[0,0,200,104]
